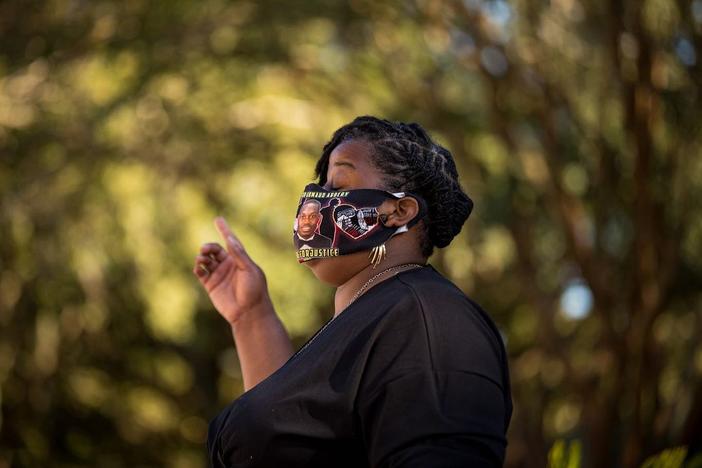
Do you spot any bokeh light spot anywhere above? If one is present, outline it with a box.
[560,280,593,320]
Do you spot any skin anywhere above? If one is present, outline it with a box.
[193,139,428,391]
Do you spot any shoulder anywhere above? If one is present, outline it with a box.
[374,266,509,391]
[381,265,494,333]
[354,266,513,460]
[393,265,470,308]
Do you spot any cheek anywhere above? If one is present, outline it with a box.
[377,199,396,218]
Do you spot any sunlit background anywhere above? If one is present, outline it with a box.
[1,1,701,467]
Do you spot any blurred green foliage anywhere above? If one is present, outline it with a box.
[1,0,701,467]
[548,443,702,468]
[640,447,688,468]
[548,439,582,468]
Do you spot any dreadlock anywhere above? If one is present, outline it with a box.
[315,116,473,257]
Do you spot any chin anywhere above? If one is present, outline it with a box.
[303,258,338,285]
[303,254,366,286]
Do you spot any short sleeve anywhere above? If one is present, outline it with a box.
[354,281,509,467]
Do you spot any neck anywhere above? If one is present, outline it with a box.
[333,249,426,317]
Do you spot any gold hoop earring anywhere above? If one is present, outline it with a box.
[369,243,387,269]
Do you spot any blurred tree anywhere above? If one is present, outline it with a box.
[401,1,702,467]
[0,0,700,467]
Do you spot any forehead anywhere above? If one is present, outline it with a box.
[300,202,320,212]
[327,139,385,189]
[329,139,374,164]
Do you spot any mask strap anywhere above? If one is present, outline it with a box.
[391,225,408,237]
[383,192,428,237]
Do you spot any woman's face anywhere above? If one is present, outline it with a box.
[303,139,388,284]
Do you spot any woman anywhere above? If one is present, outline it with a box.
[193,116,512,467]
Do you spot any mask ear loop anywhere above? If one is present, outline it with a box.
[370,192,426,269]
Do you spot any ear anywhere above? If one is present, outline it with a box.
[379,197,420,227]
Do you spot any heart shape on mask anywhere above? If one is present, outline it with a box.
[333,204,380,239]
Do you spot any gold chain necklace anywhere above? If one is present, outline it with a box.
[294,263,425,358]
[346,263,425,308]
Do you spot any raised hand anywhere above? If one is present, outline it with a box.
[193,217,271,326]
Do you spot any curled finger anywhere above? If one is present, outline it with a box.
[195,254,218,269]
[200,242,227,262]
[194,263,210,277]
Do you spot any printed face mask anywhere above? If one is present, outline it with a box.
[293,183,427,262]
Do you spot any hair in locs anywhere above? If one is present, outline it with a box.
[315,116,473,257]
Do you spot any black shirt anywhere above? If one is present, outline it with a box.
[207,265,512,467]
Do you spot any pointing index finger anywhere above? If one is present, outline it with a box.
[214,217,248,266]
[215,216,232,237]
[215,217,239,245]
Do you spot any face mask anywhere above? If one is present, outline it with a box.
[293,183,427,263]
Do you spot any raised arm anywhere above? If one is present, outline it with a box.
[193,217,294,391]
